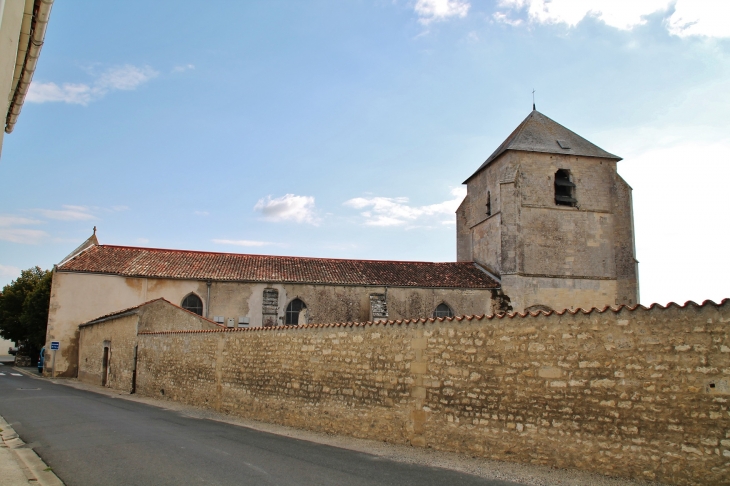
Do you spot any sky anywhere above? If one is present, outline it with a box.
[0,0,728,307]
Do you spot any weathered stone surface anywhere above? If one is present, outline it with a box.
[78,299,219,389]
[76,298,730,486]
[457,145,640,313]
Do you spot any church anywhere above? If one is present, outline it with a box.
[45,109,639,378]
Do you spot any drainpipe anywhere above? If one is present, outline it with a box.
[206,280,211,319]
[5,0,54,133]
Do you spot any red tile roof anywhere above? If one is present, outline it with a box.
[58,245,499,289]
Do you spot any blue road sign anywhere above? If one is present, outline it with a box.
[50,341,60,350]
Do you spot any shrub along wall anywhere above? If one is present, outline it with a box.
[135,300,730,486]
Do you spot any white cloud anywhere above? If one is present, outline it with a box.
[95,65,157,91]
[173,64,195,73]
[0,264,21,279]
[0,215,42,227]
[212,239,275,247]
[0,215,46,244]
[111,205,129,212]
[26,82,94,105]
[494,0,730,38]
[667,1,730,38]
[344,187,466,227]
[254,194,319,225]
[415,0,470,25]
[492,11,523,26]
[27,64,158,105]
[0,228,47,244]
[35,205,96,221]
[136,238,150,244]
[496,0,670,30]
[193,211,209,216]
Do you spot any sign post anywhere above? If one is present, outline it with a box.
[50,341,60,378]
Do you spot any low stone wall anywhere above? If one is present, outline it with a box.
[135,300,730,485]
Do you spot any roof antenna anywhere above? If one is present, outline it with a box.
[532,89,536,111]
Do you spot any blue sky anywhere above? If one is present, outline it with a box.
[0,0,728,306]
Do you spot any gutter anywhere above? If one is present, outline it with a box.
[5,0,54,134]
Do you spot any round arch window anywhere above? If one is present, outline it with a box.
[433,303,454,318]
[285,298,307,325]
[181,293,203,316]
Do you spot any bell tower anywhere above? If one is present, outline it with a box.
[456,110,639,313]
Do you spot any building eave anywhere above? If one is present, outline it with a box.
[5,0,53,134]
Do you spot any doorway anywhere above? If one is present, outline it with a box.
[101,346,110,386]
[131,345,137,394]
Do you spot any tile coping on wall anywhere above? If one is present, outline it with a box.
[136,298,729,335]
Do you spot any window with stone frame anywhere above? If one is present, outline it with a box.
[181,293,203,316]
[285,298,307,325]
[433,303,454,318]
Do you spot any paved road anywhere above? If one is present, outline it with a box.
[0,370,522,486]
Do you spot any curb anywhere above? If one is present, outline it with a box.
[0,414,64,486]
[10,367,45,380]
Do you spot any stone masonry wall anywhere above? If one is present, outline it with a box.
[78,314,137,390]
[135,300,730,485]
[77,299,220,390]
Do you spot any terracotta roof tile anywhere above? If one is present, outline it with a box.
[58,245,499,289]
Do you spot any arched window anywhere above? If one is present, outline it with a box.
[285,298,307,325]
[181,293,203,316]
[433,303,454,318]
[554,169,577,206]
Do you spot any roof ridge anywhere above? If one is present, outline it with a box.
[96,244,469,265]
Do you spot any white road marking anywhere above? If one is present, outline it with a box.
[10,373,22,376]
[0,372,5,375]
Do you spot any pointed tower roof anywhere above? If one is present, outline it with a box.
[464,110,621,183]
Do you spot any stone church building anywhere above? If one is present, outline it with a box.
[45,109,639,378]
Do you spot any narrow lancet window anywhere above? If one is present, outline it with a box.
[486,191,491,216]
[554,169,577,206]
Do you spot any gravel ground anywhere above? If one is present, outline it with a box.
[30,373,665,486]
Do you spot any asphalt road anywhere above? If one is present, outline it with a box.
[0,368,523,486]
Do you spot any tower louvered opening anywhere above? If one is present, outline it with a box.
[554,169,577,206]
